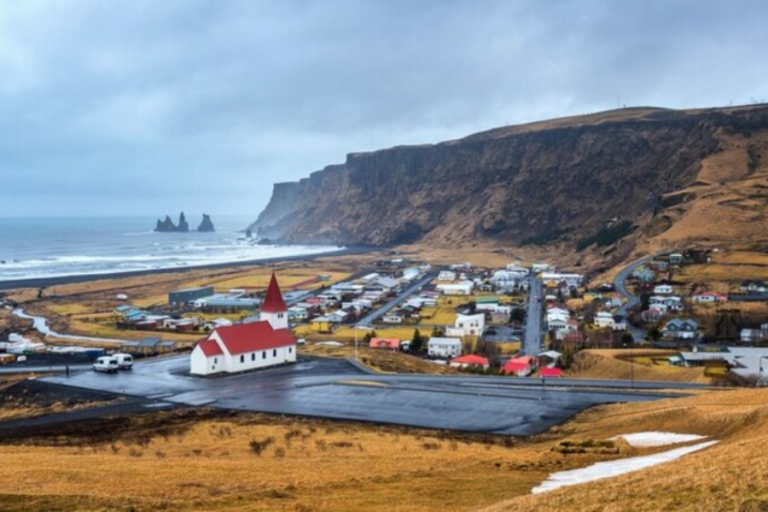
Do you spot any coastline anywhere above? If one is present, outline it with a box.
[0,245,375,291]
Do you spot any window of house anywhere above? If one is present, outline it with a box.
[214,357,218,364]
[289,347,292,353]
[240,355,244,363]
[273,349,277,357]
[262,351,266,359]
[251,353,255,361]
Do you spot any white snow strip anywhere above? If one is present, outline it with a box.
[611,431,707,447]
[532,440,719,494]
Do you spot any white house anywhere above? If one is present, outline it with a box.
[436,281,474,295]
[382,314,403,324]
[650,295,683,311]
[190,273,296,376]
[428,337,462,358]
[438,270,457,281]
[653,284,674,295]
[692,292,727,303]
[594,311,615,329]
[288,306,308,321]
[446,313,485,337]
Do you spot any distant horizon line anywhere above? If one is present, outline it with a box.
[0,213,254,220]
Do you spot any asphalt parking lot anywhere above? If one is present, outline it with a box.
[42,356,690,436]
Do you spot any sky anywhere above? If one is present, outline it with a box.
[1,0,767,219]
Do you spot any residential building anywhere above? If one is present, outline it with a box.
[436,281,474,295]
[650,295,683,311]
[594,312,615,329]
[502,356,535,376]
[450,354,490,369]
[369,338,401,351]
[427,337,462,358]
[653,284,673,295]
[692,292,727,303]
[662,318,699,340]
[288,306,308,321]
[741,280,768,293]
[669,253,684,265]
[447,313,485,337]
[382,314,403,324]
[438,270,457,281]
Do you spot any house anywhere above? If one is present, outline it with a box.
[288,306,308,321]
[310,316,333,333]
[641,308,666,323]
[531,263,552,273]
[539,367,562,378]
[382,314,403,324]
[502,356,535,376]
[669,253,684,265]
[650,295,683,311]
[741,328,763,343]
[369,338,401,351]
[540,272,583,289]
[401,268,421,282]
[190,273,296,376]
[741,280,768,293]
[692,292,727,304]
[662,318,699,340]
[450,354,490,369]
[436,281,474,295]
[427,337,462,358]
[447,313,485,337]
[554,319,579,340]
[365,276,400,292]
[632,267,656,283]
[594,312,615,329]
[653,284,674,295]
[438,270,457,281]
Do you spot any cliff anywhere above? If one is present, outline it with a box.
[250,105,768,253]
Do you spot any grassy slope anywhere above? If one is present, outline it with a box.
[483,388,768,512]
[565,349,711,384]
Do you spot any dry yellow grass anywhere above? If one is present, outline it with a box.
[483,387,768,512]
[565,349,711,384]
[0,410,550,512]
[299,344,459,374]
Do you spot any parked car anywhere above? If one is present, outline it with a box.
[113,353,134,370]
[93,356,119,373]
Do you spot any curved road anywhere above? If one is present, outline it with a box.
[613,255,656,342]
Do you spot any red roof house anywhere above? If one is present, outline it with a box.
[369,338,401,350]
[450,354,490,369]
[539,367,562,378]
[502,356,535,376]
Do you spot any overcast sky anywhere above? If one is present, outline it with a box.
[1,0,767,219]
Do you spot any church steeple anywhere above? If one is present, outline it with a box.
[260,273,288,329]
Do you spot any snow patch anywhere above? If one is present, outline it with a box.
[611,431,707,447]
[532,440,719,494]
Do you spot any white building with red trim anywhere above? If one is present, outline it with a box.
[190,273,297,376]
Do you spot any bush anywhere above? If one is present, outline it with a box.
[249,436,275,456]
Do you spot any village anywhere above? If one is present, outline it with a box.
[4,248,768,385]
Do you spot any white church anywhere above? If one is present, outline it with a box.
[190,273,297,376]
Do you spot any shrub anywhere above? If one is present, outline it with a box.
[249,436,275,456]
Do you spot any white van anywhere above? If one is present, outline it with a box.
[113,353,134,370]
[93,356,119,373]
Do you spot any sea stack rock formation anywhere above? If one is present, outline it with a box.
[197,214,215,232]
[154,212,191,233]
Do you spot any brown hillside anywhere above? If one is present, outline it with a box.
[250,104,768,268]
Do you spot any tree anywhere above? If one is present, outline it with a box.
[431,326,445,338]
[509,307,526,324]
[621,332,634,345]
[411,329,425,353]
[647,325,662,342]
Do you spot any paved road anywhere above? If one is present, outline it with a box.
[613,255,657,342]
[521,277,543,355]
[38,355,693,437]
[355,271,437,327]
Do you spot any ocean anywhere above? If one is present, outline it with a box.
[0,216,342,282]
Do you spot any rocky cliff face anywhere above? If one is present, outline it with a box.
[250,105,768,250]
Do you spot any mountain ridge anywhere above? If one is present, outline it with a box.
[249,104,768,261]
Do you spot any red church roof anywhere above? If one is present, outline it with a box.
[213,321,294,355]
[261,273,287,313]
[197,338,223,357]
